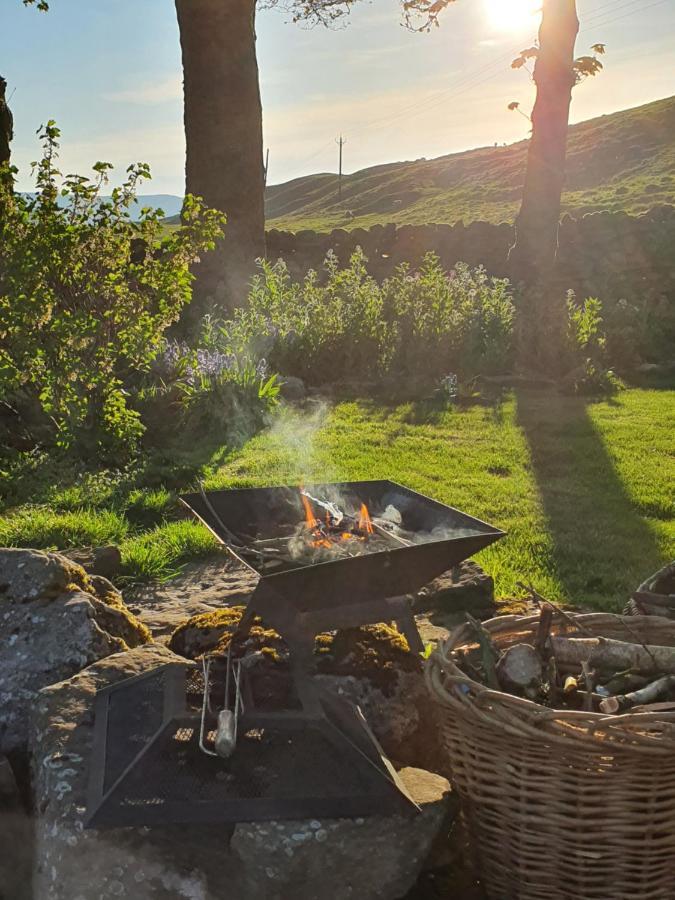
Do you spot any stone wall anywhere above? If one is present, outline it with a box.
[266,205,675,304]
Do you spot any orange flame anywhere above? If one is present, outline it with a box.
[300,492,318,530]
[358,503,374,535]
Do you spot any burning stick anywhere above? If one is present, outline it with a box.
[300,488,344,527]
[358,503,374,535]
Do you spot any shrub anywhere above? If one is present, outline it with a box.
[220,250,515,387]
[564,293,623,394]
[382,254,515,379]
[0,122,225,456]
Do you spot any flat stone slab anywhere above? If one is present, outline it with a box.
[128,555,257,641]
[231,767,455,900]
[129,556,493,645]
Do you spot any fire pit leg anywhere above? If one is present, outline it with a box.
[395,611,425,655]
[290,642,324,719]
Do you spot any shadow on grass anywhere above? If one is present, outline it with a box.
[515,388,665,609]
[0,421,255,519]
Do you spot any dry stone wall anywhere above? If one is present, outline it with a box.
[266,206,675,305]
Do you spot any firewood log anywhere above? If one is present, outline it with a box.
[496,643,543,693]
[600,671,649,695]
[550,636,675,677]
[598,675,675,714]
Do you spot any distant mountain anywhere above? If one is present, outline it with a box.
[20,192,184,221]
[131,195,183,220]
[265,95,675,232]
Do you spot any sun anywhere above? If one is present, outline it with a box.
[483,0,541,32]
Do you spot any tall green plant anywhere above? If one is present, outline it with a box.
[219,249,514,386]
[564,292,622,394]
[0,123,225,453]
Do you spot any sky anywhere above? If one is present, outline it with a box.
[2,0,674,195]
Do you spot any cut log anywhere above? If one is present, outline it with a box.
[550,636,675,677]
[598,675,675,714]
[496,643,543,693]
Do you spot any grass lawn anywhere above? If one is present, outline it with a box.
[1,387,673,611]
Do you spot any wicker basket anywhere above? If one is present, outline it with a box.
[426,612,675,900]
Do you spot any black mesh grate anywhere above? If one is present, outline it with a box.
[103,668,166,795]
[117,723,382,807]
[87,664,414,827]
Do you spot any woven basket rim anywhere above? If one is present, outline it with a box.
[426,611,675,753]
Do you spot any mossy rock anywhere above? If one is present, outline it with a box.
[0,548,151,646]
[169,606,420,693]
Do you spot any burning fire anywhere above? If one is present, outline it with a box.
[299,488,375,550]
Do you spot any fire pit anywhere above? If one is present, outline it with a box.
[85,481,503,828]
[180,480,505,658]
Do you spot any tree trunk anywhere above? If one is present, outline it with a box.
[175,0,266,318]
[508,0,579,282]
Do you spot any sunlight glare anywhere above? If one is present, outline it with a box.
[483,0,541,32]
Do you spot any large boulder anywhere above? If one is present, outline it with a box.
[0,548,150,754]
[230,768,455,900]
[62,545,122,581]
[30,644,456,900]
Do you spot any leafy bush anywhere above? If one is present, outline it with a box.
[221,250,515,387]
[564,293,623,394]
[383,254,515,379]
[0,122,225,455]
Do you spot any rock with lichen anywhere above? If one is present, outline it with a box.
[0,548,151,755]
[168,606,420,691]
[230,768,456,900]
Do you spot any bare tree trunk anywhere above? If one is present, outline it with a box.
[509,0,579,282]
[175,0,266,318]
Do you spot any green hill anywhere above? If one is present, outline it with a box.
[265,95,675,232]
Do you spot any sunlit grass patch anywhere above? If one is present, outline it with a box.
[0,506,129,549]
[124,488,175,528]
[120,520,219,582]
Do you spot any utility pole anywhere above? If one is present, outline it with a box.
[336,135,346,201]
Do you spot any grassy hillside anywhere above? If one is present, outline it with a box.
[266,95,675,232]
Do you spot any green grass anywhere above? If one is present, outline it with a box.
[265,95,675,232]
[0,436,235,582]
[1,387,672,606]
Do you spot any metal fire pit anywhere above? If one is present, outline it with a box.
[180,480,505,656]
[85,481,504,829]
